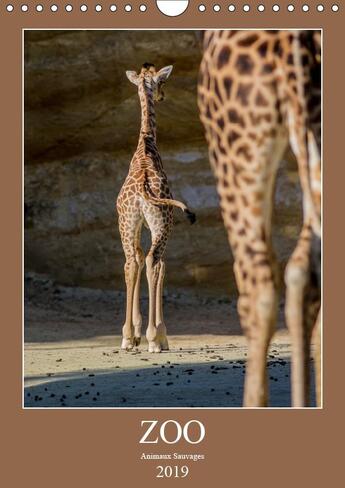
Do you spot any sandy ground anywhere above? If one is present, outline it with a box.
[24,273,315,408]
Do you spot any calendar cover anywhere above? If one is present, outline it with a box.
[1,1,343,486]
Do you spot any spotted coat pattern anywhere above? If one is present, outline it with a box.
[198,30,321,406]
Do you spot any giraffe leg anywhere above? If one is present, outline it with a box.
[144,228,170,353]
[243,268,278,407]
[313,309,322,407]
[132,220,145,347]
[121,255,139,351]
[155,260,169,350]
[145,253,162,353]
[285,223,320,406]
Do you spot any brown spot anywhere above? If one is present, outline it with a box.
[254,191,264,201]
[302,54,310,66]
[217,117,225,130]
[251,207,262,216]
[273,40,283,57]
[214,78,221,100]
[230,211,238,221]
[288,72,297,81]
[242,175,255,185]
[236,54,254,75]
[287,53,294,65]
[238,34,258,47]
[223,77,233,98]
[236,83,252,106]
[228,131,241,145]
[258,42,268,58]
[223,178,229,188]
[228,108,245,127]
[241,195,249,206]
[255,91,269,107]
[222,163,228,175]
[261,63,274,75]
[237,145,252,162]
[255,259,270,267]
[238,228,246,236]
[218,46,231,69]
[226,194,235,203]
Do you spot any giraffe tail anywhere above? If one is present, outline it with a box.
[140,183,196,224]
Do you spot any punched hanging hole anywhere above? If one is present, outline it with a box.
[156,1,189,16]
[258,4,265,12]
[6,4,14,11]
[213,4,221,11]
[287,4,295,11]
[302,4,309,11]
[36,4,43,11]
[125,4,132,11]
[110,4,117,11]
[332,4,339,11]
[95,4,102,11]
[80,4,88,11]
[139,4,147,11]
[228,4,236,12]
[51,4,58,11]
[65,4,73,12]
[21,4,29,11]
[243,4,250,12]
[199,4,206,11]
[317,4,324,11]
[272,4,280,12]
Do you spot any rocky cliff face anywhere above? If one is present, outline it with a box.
[24,30,302,296]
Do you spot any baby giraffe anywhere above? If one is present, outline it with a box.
[116,63,195,353]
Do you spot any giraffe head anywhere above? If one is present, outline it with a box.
[126,63,173,102]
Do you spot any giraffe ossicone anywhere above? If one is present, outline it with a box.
[116,63,196,353]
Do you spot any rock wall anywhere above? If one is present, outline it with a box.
[24,30,302,295]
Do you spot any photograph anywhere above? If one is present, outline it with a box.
[24,29,321,408]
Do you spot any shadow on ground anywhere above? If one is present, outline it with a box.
[24,358,316,408]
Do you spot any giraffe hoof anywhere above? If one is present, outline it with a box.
[148,341,162,353]
[121,338,134,351]
[160,339,169,351]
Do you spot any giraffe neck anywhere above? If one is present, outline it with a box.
[138,78,157,145]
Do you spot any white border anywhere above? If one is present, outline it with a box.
[22,28,323,410]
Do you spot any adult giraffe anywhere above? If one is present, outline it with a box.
[198,30,321,407]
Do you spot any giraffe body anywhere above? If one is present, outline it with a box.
[198,30,321,406]
[116,63,195,353]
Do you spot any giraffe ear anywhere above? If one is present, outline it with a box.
[126,71,139,86]
[153,65,173,84]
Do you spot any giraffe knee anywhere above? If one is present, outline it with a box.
[285,260,309,290]
[256,283,277,318]
[124,258,138,284]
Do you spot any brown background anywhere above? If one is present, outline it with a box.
[1,1,343,486]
